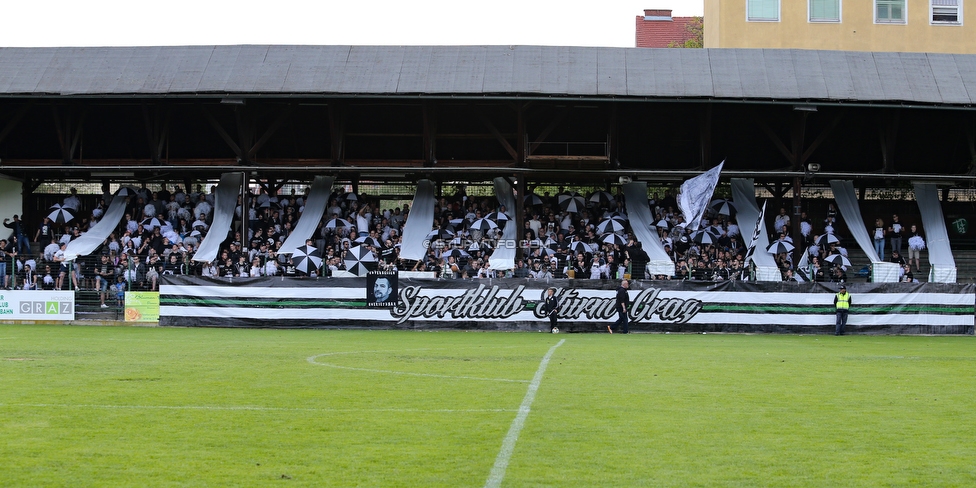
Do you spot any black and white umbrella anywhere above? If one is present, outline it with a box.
[596,219,626,234]
[588,191,615,207]
[141,217,163,231]
[816,233,841,247]
[709,199,736,217]
[292,244,323,275]
[47,204,75,225]
[445,248,470,260]
[426,228,456,240]
[601,233,627,246]
[116,187,137,197]
[559,196,586,214]
[655,219,671,229]
[343,246,377,276]
[469,218,499,232]
[690,229,719,245]
[568,241,591,254]
[486,211,510,221]
[344,192,360,202]
[537,247,557,257]
[524,193,544,206]
[557,191,581,204]
[449,218,468,229]
[766,240,796,254]
[824,254,852,267]
[325,218,352,230]
[605,211,629,222]
[543,237,559,249]
[355,236,383,248]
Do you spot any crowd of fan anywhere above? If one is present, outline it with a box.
[1,185,929,296]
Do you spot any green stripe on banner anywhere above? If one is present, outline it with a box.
[699,304,973,314]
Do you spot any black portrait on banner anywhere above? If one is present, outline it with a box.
[367,270,398,307]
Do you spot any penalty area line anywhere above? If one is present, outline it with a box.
[485,339,565,488]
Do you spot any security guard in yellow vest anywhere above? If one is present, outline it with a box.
[834,285,851,335]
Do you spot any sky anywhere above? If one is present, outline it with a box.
[0,0,702,48]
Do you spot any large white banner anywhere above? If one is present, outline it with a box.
[399,180,436,261]
[193,172,245,263]
[0,290,75,320]
[160,282,973,330]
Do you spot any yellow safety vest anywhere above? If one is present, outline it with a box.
[835,292,850,310]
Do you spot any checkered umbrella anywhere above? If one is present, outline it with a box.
[343,245,377,276]
[292,244,323,275]
[47,204,75,225]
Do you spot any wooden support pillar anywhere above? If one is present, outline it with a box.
[608,103,618,167]
[0,103,32,147]
[329,102,345,166]
[879,109,900,174]
[51,103,86,165]
[142,103,170,165]
[516,102,526,166]
[699,104,712,167]
[513,175,526,263]
[423,101,437,166]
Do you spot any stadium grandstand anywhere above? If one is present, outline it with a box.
[0,45,974,332]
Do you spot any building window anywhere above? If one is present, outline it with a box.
[810,0,841,22]
[932,0,961,24]
[876,0,906,23]
[747,0,780,21]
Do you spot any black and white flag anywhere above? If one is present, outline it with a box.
[744,200,768,266]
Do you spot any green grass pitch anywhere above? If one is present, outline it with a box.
[2,325,975,487]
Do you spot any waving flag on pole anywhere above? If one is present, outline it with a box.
[744,200,768,266]
[677,161,724,232]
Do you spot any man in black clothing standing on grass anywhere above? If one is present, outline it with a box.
[611,279,630,334]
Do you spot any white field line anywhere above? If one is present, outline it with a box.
[307,351,530,383]
[485,339,565,488]
[0,403,516,414]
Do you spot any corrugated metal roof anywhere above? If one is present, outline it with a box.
[0,45,974,104]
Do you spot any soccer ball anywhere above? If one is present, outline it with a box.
[551,327,559,334]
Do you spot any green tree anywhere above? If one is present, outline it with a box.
[667,16,703,48]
